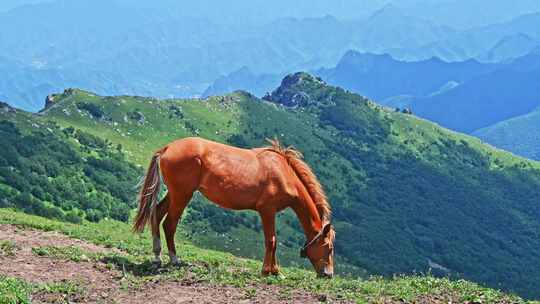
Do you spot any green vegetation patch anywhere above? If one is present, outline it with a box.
[0,276,31,304]
[0,110,141,223]
[31,245,95,262]
[0,275,86,304]
[35,279,86,298]
[4,76,540,298]
[0,240,18,256]
[0,209,533,304]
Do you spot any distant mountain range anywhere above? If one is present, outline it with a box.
[318,51,500,102]
[315,48,540,159]
[389,12,540,62]
[478,33,539,63]
[203,47,540,162]
[203,67,282,98]
[395,0,540,30]
[2,0,540,111]
[411,65,540,133]
[207,48,540,134]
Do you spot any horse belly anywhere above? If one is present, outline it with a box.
[199,185,259,210]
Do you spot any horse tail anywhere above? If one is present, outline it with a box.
[133,147,166,233]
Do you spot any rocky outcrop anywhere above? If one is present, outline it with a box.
[0,101,16,113]
[127,110,145,125]
[45,95,56,108]
[263,72,326,108]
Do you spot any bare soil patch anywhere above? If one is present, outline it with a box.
[0,224,342,303]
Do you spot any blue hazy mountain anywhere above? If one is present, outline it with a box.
[390,12,540,62]
[349,4,456,53]
[2,0,540,111]
[411,66,540,133]
[398,0,540,30]
[317,51,499,102]
[407,49,540,133]
[0,0,51,12]
[0,1,446,110]
[202,67,282,98]
[477,33,539,63]
[314,49,540,135]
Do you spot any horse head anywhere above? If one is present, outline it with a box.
[301,222,335,278]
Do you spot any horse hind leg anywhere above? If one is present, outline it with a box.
[163,189,194,265]
[159,149,202,265]
[151,194,170,264]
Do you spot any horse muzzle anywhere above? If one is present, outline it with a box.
[318,269,334,278]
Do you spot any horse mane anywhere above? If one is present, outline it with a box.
[265,138,331,223]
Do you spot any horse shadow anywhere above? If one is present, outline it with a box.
[100,254,188,277]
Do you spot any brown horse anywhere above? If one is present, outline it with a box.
[133,137,335,277]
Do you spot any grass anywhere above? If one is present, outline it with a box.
[6,79,540,298]
[0,240,17,257]
[35,280,86,298]
[31,245,94,262]
[0,208,534,304]
[0,276,86,304]
[0,276,31,304]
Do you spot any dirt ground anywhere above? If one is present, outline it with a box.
[0,224,342,303]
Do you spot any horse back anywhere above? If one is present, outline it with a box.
[160,137,299,211]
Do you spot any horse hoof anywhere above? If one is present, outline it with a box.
[261,269,280,276]
[169,259,186,267]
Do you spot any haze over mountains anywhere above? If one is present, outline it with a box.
[1,0,540,112]
[321,49,540,131]
[3,0,538,160]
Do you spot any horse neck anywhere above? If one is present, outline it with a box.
[291,189,323,241]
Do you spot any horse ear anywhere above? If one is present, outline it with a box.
[322,222,332,235]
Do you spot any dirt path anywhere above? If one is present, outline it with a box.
[0,224,341,303]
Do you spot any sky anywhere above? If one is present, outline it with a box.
[2,0,540,29]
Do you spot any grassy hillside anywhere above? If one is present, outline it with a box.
[474,107,540,161]
[1,209,535,304]
[25,73,540,299]
[0,102,140,223]
[1,101,338,276]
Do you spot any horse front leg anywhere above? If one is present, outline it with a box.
[259,210,279,275]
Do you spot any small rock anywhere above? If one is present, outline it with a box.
[317,294,328,302]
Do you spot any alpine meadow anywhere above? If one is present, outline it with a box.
[2,1,540,303]
[1,72,540,302]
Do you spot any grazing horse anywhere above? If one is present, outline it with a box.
[133,137,335,277]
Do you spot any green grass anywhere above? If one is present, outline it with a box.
[0,209,533,304]
[35,280,86,298]
[0,276,31,304]
[0,275,86,304]
[0,240,17,257]
[42,90,243,165]
[31,245,94,262]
